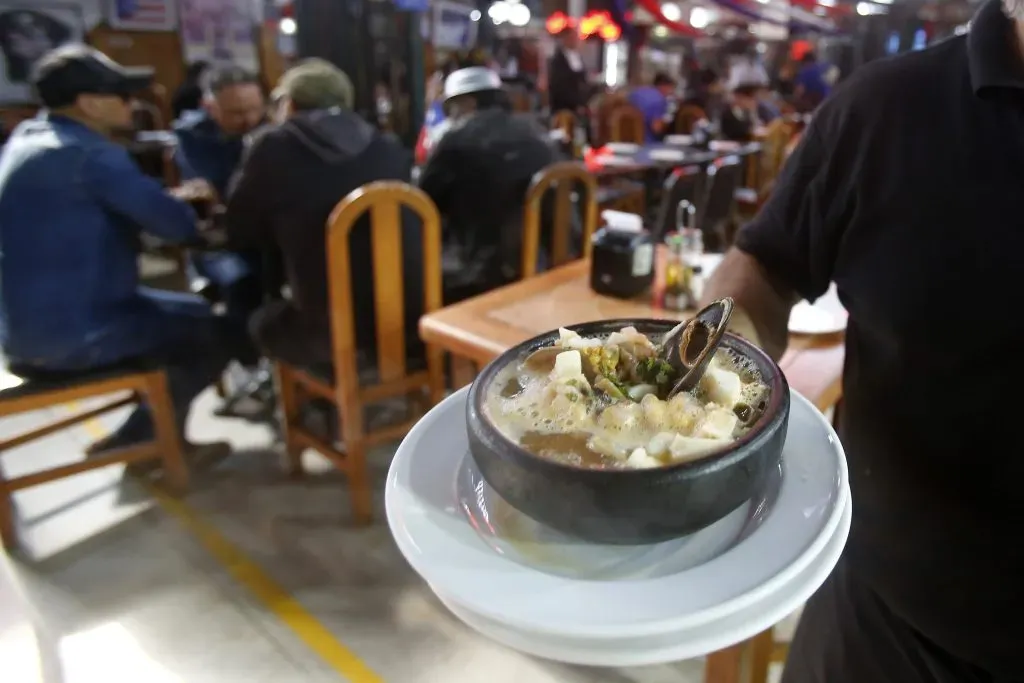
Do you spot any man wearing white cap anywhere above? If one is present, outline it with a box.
[419,66,558,302]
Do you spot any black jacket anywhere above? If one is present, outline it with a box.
[418,108,558,301]
[547,49,589,112]
[224,108,420,362]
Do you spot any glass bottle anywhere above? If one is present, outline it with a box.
[662,233,691,312]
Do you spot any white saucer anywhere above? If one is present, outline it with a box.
[434,492,850,666]
[789,284,847,335]
[386,387,848,637]
[664,134,693,146]
[605,142,640,155]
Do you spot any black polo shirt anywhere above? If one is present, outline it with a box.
[736,0,1024,675]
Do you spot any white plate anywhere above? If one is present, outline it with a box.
[386,387,848,637]
[433,491,851,666]
[648,148,688,162]
[709,140,741,152]
[789,284,847,335]
[605,142,640,154]
[664,134,692,146]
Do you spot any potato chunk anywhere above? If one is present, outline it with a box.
[700,366,743,408]
[697,407,739,440]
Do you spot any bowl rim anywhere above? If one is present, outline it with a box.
[466,317,790,478]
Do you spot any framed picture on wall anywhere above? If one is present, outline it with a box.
[107,0,177,32]
[0,1,84,104]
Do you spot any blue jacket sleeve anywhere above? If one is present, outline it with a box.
[83,145,199,243]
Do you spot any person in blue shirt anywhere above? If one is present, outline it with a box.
[627,72,676,142]
[173,65,266,366]
[0,45,233,461]
[793,51,832,110]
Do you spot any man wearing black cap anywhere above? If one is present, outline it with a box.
[0,45,230,461]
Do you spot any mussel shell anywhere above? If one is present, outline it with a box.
[661,298,734,396]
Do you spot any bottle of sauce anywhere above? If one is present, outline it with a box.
[662,233,691,312]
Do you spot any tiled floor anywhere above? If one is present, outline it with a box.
[1,382,795,682]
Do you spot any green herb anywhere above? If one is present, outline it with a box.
[638,358,675,386]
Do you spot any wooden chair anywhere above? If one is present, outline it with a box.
[597,179,645,216]
[0,367,188,550]
[521,162,600,279]
[609,105,645,144]
[551,109,576,140]
[274,182,445,524]
[674,104,707,134]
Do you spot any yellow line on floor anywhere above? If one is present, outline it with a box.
[75,408,385,683]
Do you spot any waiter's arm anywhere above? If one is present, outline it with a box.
[701,119,850,361]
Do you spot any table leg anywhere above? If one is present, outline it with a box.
[704,629,775,683]
[451,356,478,389]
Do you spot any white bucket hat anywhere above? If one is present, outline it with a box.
[443,66,502,102]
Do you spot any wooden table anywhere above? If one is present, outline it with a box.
[419,258,845,683]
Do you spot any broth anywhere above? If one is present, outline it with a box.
[484,326,769,470]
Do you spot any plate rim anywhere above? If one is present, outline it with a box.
[433,491,852,666]
[386,386,849,637]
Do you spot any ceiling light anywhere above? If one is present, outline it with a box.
[661,3,682,21]
[690,6,710,28]
[279,17,296,35]
[509,3,531,26]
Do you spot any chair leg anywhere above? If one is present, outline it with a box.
[0,474,15,551]
[346,441,373,525]
[274,365,304,476]
[427,344,446,407]
[143,371,189,495]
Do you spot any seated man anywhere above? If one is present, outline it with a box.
[223,59,418,369]
[0,45,232,459]
[628,72,676,142]
[719,83,761,143]
[174,65,266,363]
[419,67,558,303]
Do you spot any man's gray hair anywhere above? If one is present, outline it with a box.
[202,65,260,96]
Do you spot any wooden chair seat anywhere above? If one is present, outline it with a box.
[0,365,188,550]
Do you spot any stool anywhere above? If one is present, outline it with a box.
[0,367,188,550]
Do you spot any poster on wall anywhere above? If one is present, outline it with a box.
[433,1,478,50]
[0,1,83,104]
[108,0,177,31]
[178,0,259,72]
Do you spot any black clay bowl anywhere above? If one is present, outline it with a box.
[466,319,790,545]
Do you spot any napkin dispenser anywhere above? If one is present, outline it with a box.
[590,211,655,299]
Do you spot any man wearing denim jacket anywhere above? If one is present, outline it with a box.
[0,45,231,462]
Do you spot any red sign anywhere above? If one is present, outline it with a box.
[545,10,622,41]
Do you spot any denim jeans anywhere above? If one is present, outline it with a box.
[97,288,234,446]
[188,250,266,366]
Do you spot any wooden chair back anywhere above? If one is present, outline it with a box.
[609,105,645,144]
[326,181,443,386]
[673,104,706,134]
[551,109,576,140]
[521,162,599,279]
[275,181,446,523]
[757,118,795,192]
